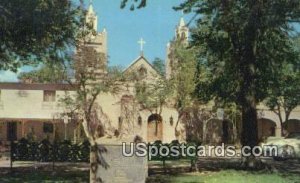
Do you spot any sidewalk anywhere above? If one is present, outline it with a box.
[0,158,89,174]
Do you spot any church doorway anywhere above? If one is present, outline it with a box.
[147,114,163,142]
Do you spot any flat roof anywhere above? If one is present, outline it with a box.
[0,82,76,91]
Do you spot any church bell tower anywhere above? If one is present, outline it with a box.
[175,17,189,45]
[165,17,189,79]
[76,0,108,81]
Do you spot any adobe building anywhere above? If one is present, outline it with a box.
[0,2,181,145]
[0,2,299,146]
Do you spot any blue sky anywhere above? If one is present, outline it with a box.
[93,0,192,66]
[0,0,193,82]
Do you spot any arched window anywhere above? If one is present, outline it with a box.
[138,66,147,78]
[169,116,174,126]
[118,117,123,130]
[181,32,186,39]
[138,116,142,126]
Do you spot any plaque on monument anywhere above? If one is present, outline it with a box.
[92,143,148,183]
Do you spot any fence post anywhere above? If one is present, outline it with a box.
[10,140,13,172]
[163,159,166,174]
[52,143,55,172]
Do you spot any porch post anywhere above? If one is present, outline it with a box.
[53,121,56,141]
[21,120,25,138]
[275,127,282,137]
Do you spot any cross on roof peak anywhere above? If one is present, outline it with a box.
[138,38,146,56]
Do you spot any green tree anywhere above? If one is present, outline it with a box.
[266,62,300,136]
[152,57,165,76]
[17,63,68,83]
[0,0,84,71]
[168,40,197,137]
[60,45,126,182]
[177,1,300,151]
[121,0,300,151]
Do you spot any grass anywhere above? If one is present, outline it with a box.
[0,167,299,183]
[0,171,89,183]
[147,170,300,183]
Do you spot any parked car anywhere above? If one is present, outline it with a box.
[261,132,300,161]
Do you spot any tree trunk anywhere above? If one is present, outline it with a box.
[90,140,109,183]
[82,119,92,139]
[240,0,260,149]
[278,109,284,136]
[155,120,158,136]
[239,3,261,166]
[240,98,264,169]
[175,112,183,135]
[81,119,104,183]
[241,100,258,148]
[90,145,101,183]
[280,121,284,137]
[275,104,284,136]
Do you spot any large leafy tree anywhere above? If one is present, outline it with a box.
[0,0,84,71]
[266,62,300,136]
[121,0,300,150]
[178,1,300,151]
[168,40,198,137]
[121,0,300,153]
[266,70,300,135]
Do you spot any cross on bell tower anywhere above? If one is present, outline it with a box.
[138,38,146,56]
[176,16,189,44]
[86,0,97,32]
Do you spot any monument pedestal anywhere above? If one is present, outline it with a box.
[90,142,148,183]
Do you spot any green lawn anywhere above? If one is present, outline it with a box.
[147,170,300,183]
[0,171,89,183]
[1,170,299,183]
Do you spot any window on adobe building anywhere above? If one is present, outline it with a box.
[170,116,174,126]
[138,66,147,78]
[118,117,123,131]
[43,90,56,102]
[138,116,142,126]
[43,123,54,133]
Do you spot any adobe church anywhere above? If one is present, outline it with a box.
[0,2,185,145]
[0,2,300,146]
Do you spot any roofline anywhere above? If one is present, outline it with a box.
[0,82,76,91]
[0,118,64,122]
[123,55,162,77]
